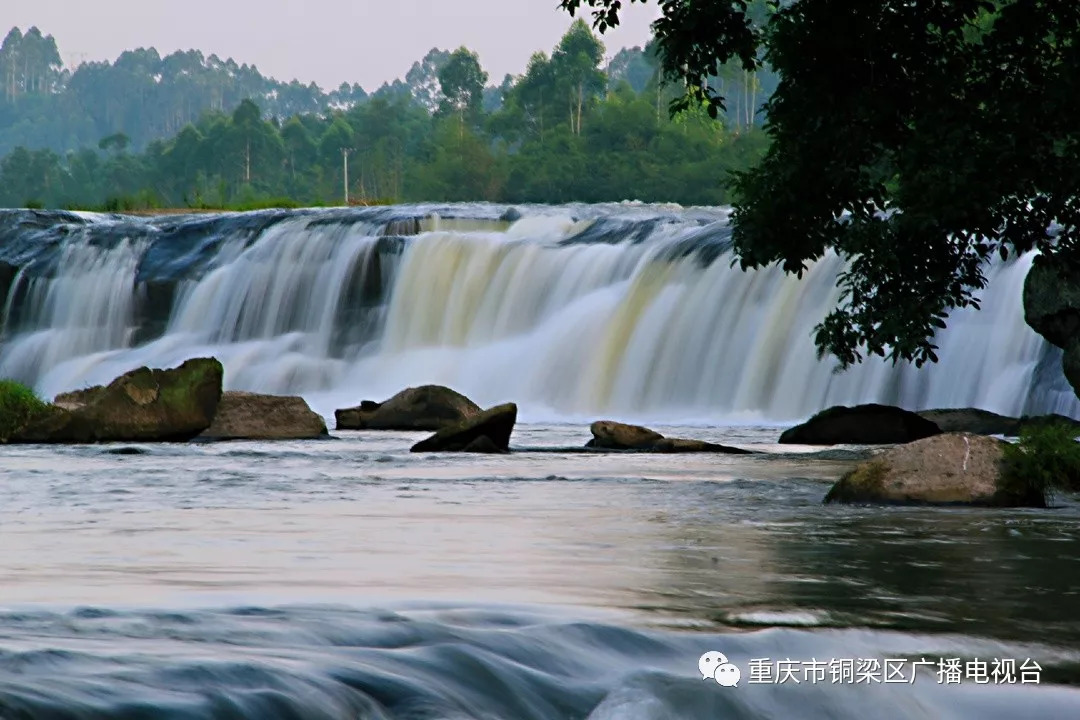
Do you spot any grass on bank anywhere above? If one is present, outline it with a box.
[0,379,48,440]
[1000,422,1080,503]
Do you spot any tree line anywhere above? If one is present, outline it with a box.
[0,18,774,209]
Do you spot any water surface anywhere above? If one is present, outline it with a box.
[2,426,1079,718]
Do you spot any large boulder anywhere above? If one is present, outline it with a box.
[586,420,754,454]
[918,408,1022,436]
[1024,253,1080,396]
[13,358,223,443]
[780,404,941,445]
[411,403,517,453]
[335,385,480,431]
[199,391,328,441]
[824,432,1042,507]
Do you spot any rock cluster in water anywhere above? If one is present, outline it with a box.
[1,359,328,443]
[13,358,223,443]
[2,361,1077,509]
[797,403,1080,508]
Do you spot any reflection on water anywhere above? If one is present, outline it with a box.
[1,425,1079,717]
[2,425,1078,643]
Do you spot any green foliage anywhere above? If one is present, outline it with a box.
[437,47,487,127]
[0,23,770,210]
[0,379,48,440]
[1000,423,1080,504]
[562,0,1080,372]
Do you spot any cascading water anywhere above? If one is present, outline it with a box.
[0,204,1075,422]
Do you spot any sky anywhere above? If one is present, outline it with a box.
[7,1,661,90]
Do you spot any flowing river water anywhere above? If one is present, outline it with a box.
[1,206,1079,718]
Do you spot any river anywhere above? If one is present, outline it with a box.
[1,206,1079,718]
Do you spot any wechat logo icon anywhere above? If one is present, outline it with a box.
[699,651,742,688]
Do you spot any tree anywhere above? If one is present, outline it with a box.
[406,48,452,113]
[506,52,557,143]
[436,47,488,136]
[607,47,655,93]
[551,19,606,135]
[227,98,284,187]
[0,27,23,101]
[98,132,130,154]
[561,0,1080,370]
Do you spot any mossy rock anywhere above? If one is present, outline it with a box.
[12,358,223,443]
[824,433,1045,507]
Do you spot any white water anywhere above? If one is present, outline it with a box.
[1,207,1074,422]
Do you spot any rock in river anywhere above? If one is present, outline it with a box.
[917,408,1023,436]
[918,408,1080,437]
[14,358,223,443]
[824,432,1043,507]
[200,391,328,441]
[780,404,941,445]
[586,420,754,454]
[411,403,517,453]
[587,420,664,450]
[336,385,480,431]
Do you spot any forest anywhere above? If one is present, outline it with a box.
[0,19,774,209]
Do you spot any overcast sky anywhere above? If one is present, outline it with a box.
[7,1,660,90]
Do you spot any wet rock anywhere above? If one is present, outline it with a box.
[200,391,328,441]
[336,385,481,431]
[103,446,148,455]
[653,437,755,455]
[824,432,1043,507]
[587,421,664,450]
[918,408,1080,437]
[13,358,223,443]
[586,420,754,454]
[500,207,523,222]
[780,404,941,445]
[411,403,517,453]
[918,408,1022,436]
[461,435,507,454]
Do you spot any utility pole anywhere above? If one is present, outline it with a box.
[342,147,351,206]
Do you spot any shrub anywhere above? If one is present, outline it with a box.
[1000,423,1080,504]
[0,379,48,440]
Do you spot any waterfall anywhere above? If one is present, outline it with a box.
[0,205,1075,422]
